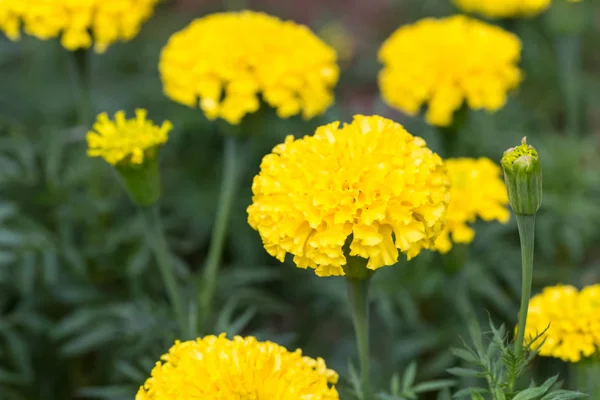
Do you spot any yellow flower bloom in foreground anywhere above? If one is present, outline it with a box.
[378,15,522,127]
[247,115,450,277]
[454,0,551,18]
[434,158,510,253]
[159,11,339,125]
[524,284,600,362]
[0,0,159,52]
[87,109,172,166]
[136,334,339,400]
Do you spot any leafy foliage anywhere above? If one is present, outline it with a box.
[0,0,599,399]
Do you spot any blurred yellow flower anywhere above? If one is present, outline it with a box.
[87,109,172,166]
[247,115,450,277]
[136,334,339,400]
[378,15,522,127]
[434,158,510,253]
[454,0,551,18]
[524,284,600,362]
[0,0,159,52]
[159,11,339,125]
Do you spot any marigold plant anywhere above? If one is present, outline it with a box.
[87,109,172,166]
[524,284,600,362]
[247,115,450,277]
[159,11,339,125]
[378,15,522,127]
[136,334,339,400]
[434,157,510,253]
[0,0,159,52]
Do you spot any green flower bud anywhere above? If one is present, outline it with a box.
[115,153,161,207]
[501,137,542,216]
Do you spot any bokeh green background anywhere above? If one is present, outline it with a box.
[1,0,599,399]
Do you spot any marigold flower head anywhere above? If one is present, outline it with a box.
[434,158,510,253]
[0,0,159,52]
[378,15,522,127]
[87,109,172,166]
[159,11,339,125]
[247,115,450,277]
[136,334,339,400]
[524,284,600,362]
[454,0,551,18]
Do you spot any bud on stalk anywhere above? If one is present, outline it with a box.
[501,137,542,216]
[501,137,542,357]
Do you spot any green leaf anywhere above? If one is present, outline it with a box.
[541,390,588,400]
[402,362,417,390]
[413,379,455,393]
[447,367,484,378]
[512,375,559,400]
[59,325,118,357]
[75,385,134,399]
[453,387,487,398]
[451,348,479,364]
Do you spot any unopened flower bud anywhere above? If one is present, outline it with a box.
[501,137,542,216]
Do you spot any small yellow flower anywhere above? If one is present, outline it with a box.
[159,11,339,125]
[87,109,172,166]
[524,284,600,362]
[247,115,450,277]
[454,0,551,18]
[378,15,522,127]
[0,0,159,52]
[434,158,510,253]
[136,334,339,400]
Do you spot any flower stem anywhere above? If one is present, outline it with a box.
[347,277,371,400]
[141,205,188,338]
[68,49,93,126]
[514,214,535,357]
[199,135,241,328]
[556,34,582,137]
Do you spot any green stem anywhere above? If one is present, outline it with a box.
[556,34,581,137]
[569,357,600,395]
[514,214,536,358]
[347,277,371,400]
[199,136,242,328]
[141,205,188,338]
[68,49,93,126]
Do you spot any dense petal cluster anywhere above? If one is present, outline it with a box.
[247,115,450,277]
[434,158,510,253]
[0,0,159,52]
[378,15,522,127]
[136,334,339,400]
[524,285,600,362]
[454,0,551,18]
[159,11,339,125]
[87,109,172,166]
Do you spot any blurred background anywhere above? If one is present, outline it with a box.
[1,0,599,399]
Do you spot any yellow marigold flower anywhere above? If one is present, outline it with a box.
[378,15,522,127]
[136,334,339,400]
[434,158,510,253]
[247,115,450,277]
[159,11,339,125]
[87,109,172,166]
[524,284,600,363]
[0,0,159,52]
[454,0,551,18]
